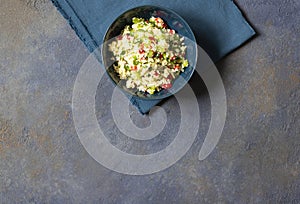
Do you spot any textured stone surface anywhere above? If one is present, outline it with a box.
[0,0,299,203]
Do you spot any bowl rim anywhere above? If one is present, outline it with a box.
[101,5,198,100]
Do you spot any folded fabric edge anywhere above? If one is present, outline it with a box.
[223,1,256,59]
[51,0,98,52]
[130,97,161,115]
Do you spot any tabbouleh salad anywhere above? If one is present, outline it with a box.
[108,16,189,94]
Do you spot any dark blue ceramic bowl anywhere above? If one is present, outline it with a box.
[102,5,197,100]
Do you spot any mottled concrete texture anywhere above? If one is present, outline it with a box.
[0,0,299,203]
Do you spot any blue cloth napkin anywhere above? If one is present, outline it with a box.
[51,0,255,114]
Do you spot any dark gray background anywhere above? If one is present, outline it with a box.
[0,0,299,203]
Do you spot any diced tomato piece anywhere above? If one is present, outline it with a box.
[155,17,164,24]
[149,36,155,41]
[131,65,137,71]
[170,56,177,61]
[174,64,181,69]
[154,71,159,76]
[162,83,172,89]
[117,35,123,40]
[167,74,173,80]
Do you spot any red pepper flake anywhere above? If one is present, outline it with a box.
[139,49,145,54]
[162,83,172,89]
[131,65,137,71]
[154,71,159,76]
[162,23,167,28]
[169,29,175,34]
[158,53,163,59]
[140,56,146,61]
